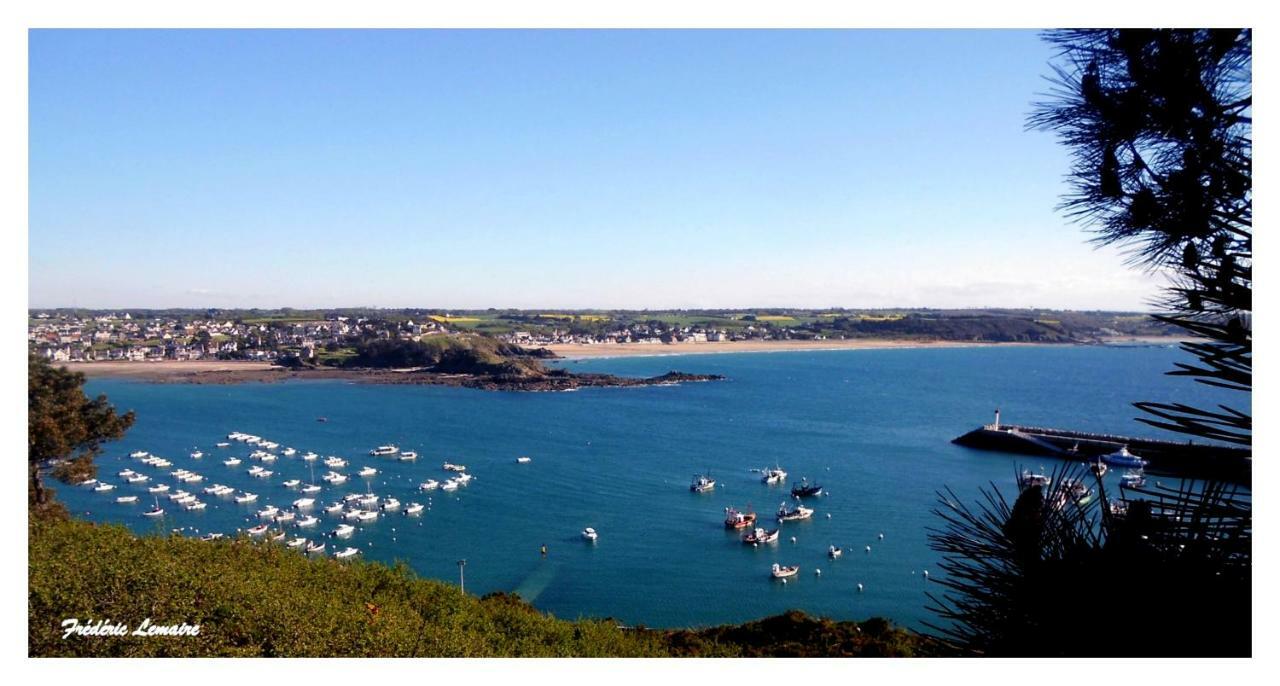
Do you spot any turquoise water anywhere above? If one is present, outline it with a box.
[54,345,1246,630]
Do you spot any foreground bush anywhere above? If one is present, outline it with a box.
[30,517,926,657]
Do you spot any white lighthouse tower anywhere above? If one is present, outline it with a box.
[993,408,1001,430]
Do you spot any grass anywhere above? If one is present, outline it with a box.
[29,516,929,657]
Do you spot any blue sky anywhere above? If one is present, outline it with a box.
[30,29,1162,310]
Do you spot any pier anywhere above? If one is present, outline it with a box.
[952,411,1251,484]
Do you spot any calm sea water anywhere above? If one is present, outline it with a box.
[54,345,1246,630]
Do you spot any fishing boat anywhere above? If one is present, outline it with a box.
[516,456,532,464]
[94,482,115,492]
[724,507,757,530]
[234,492,258,504]
[332,524,356,538]
[828,545,843,559]
[419,479,440,491]
[297,516,319,528]
[581,527,599,542]
[286,537,307,548]
[1102,445,1148,468]
[358,466,378,477]
[442,462,467,472]
[742,527,780,545]
[1120,469,1147,489]
[370,445,399,456]
[790,480,823,498]
[334,547,360,559]
[405,502,425,515]
[116,495,138,504]
[777,501,814,521]
[305,541,326,554]
[761,466,787,485]
[148,484,170,493]
[770,563,800,579]
[399,451,418,461]
[690,474,716,493]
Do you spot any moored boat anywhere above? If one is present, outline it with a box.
[790,480,823,498]
[690,474,716,493]
[828,545,843,559]
[399,451,418,461]
[405,502,425,515]
[581,527,599,542]
[305,541,326,554]
[419,479,440,491]
[742,527,780,545]
[1102,445,1148,468]
[777,501,814,521]
[370,445,399,456]
[116,495,138,504]
[770,563,800,579]
[724,506,757,530]
[761,466,788,485]
[334,547,360,559]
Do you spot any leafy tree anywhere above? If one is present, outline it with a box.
[1029,28,1251,445]
[927,29,1252,656]
[28,354,135,508]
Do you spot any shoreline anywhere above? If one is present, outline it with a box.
[544,336,1184,359]
[61,336,1185,381]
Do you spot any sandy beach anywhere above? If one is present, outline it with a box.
[64,360,284,382]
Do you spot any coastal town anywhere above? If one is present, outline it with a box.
[28,308,1176,364]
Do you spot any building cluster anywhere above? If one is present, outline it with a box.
[27,312,448,362]
[502,322,821,346]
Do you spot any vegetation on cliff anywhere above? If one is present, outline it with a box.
[29,517,927,657]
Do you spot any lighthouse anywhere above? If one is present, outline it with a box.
[993,408,1001,430]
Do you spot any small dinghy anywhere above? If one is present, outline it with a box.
[305,541,326,554]
[442,462,467,472]
[582,527,599,542]
[297,516,319,528]
[275,511,296,523]
[283,479,302,488]
[116,495,138,504]
[332,524,356,538]
[358,466,378,477]
[148,484,170,493]
[77,478,98,487]
[771,563,800,579]
[126,474,150,483]
[215,442,230,448]
[235,492,259,503]
[190,451,203,459]
[286,537,307,548]
[516,456,532,464]
[118,469,136,477]
[334,547,360,559]
[399,451,418,461]
[94,483,116,492]
[405,502,425,516]
[301,484,322,494]
[419,480,440,491]
[256,505,279,519]
[200,533,224,541]
[247,524,270,536]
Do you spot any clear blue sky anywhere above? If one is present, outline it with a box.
[30,29,1162,310]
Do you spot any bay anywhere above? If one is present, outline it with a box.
[55,344,1246,630]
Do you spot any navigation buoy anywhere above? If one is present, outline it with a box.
[878,533,884,540]
[857,583,864,592]
[790,536,797,543]
[781,578,788,585]
[815,569,822,576]
[866,545,871,553]
[826,513,832,519]
[923,570,930,580]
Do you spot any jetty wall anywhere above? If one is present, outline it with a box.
[952,423,1251,484]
